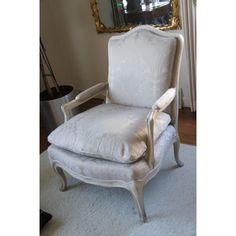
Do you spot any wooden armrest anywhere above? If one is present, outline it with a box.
[145,88,176,168]
[61,82,108,122]
[152,88,176,112]
[75,82,108,101]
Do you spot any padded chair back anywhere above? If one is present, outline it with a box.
[107,25,183,111]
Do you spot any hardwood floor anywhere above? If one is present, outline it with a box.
[178,108,196,146]
[40,99,196,153]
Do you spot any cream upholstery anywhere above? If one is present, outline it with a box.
[47,25,184,223]
[48,126,176,182]
[48,104,171,163]
[107,28,177,108]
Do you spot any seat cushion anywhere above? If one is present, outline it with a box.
[48,126,177,182]
[48,104,171,164]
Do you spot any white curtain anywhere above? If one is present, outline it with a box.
[180,0,196,111]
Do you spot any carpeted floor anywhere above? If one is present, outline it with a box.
[40,144,196,236]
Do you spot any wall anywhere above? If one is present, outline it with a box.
[40,0,191,107]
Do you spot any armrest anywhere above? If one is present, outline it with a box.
[75,82,108,101]
[152,88,176,112]
[61,82,108,122]
[145,88,176,168]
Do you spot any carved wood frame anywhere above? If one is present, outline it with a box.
[90,0,181,33]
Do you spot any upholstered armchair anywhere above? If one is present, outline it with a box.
[47,25,184,223]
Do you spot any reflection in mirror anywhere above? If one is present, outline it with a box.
[91,0,180,33]
[97,0,172,28]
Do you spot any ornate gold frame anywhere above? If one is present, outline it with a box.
[90,0,181,33]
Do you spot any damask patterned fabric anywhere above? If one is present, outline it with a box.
[107,28,177,108]
[48,103,171,164]
[48,126,177,182]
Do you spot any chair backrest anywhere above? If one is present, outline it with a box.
[106,25,183,112]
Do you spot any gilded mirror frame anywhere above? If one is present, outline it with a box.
[90,0,181,33]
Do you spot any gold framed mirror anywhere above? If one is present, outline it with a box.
[90,0,181,33]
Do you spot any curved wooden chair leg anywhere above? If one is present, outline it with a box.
[53,166,67,191]
[173,140,184,167]
[128,181,147,223]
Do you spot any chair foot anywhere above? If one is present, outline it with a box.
[53,166,67,191]
[128,181,147,223]
[173,141,184,167]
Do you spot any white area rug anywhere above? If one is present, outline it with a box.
[40,144,196,236]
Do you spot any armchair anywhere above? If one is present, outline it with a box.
[47,25,184,223]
